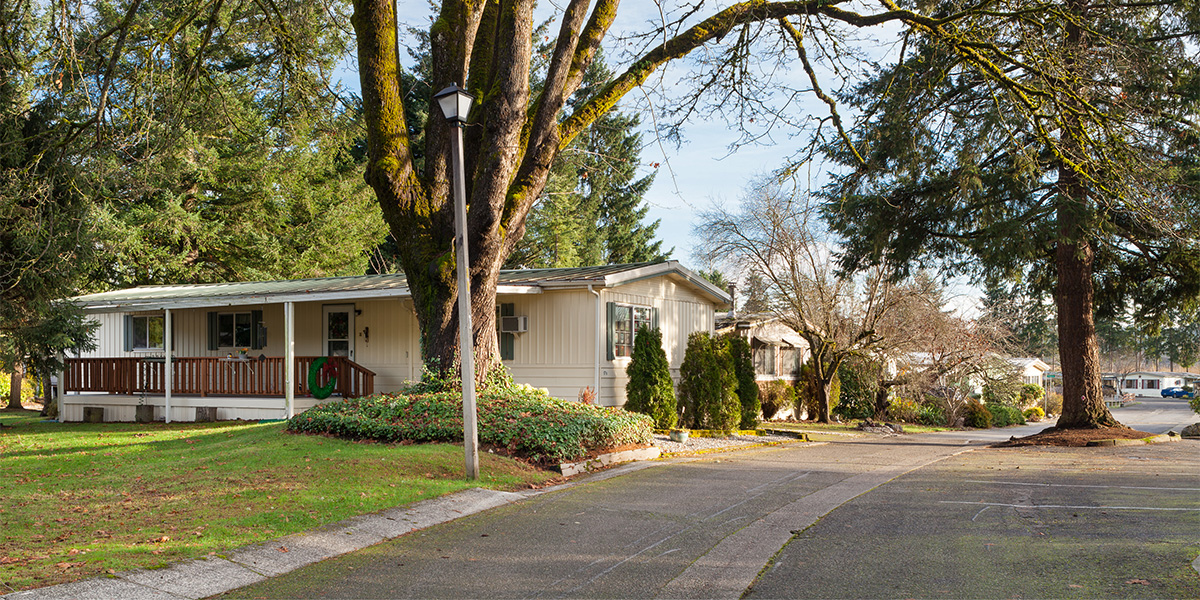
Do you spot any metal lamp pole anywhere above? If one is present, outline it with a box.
[434,83,479,480]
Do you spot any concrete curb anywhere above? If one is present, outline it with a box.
[1085,433,1178,447]
[559,446,661,477]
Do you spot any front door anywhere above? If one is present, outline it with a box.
[322,304,355,360]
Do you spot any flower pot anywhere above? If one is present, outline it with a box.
[669,429,689,443]
[135,404,154,423]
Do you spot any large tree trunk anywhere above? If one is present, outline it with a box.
[6,364,24,411]
[1052,0,1119,430]
[1053,210,1118,429]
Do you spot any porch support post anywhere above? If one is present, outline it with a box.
[164,308,173,423]
[285,301,295,419]
[56,352,65,422]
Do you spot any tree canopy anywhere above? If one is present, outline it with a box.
[821,0,1200,428]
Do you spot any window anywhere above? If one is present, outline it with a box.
[607,303,656,359]
[498,303,515,361]
[1144,379,1159,390]
[779,348,801,376]
[126,315,164,351]
[754,345,776,375]
[207,310,264,350]
[1122,379,1136,389]
[219,313,253,348]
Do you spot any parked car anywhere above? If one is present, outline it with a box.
[1161,386,1195,398]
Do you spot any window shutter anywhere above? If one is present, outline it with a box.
[123,315,134,352]
[207,312,219,351]
[499,303,515,361]
[651,307,659,330]
[606,302,616,360]
[251,310,265,349]
[170,318,176,352]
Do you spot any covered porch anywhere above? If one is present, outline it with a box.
[60,355,375,422]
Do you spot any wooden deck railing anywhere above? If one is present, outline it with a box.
[64,356,375,399]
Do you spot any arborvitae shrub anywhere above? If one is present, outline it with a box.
[1023,406,1045,421]
[624,326,677,429]
[727,336,760,429]
[964,401,993,428]
[677,332,739,432]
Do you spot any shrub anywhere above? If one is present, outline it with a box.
[982,382,1021,407]
[885,397,920,423]
[758,380,796,420]
[1023,406,1045,421]
[1191,394,1200,415]
[727,336,761,429]
[986,403,1026,427]
[1020,384,1045,407]
[797,359,840,421]
[964,401,993,429]
[624,326,677,429]
[287,386,653,464]
[677,332,739,432]
[917,402,946,426]
[834,357,879,421]
[1045,392,1063,415]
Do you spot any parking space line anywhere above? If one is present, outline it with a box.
[941,501,1200,511]
[963,479,1200,492]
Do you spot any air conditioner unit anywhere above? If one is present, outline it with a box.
[500,315,529,333]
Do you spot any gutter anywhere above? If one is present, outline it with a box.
[589,284,602,401]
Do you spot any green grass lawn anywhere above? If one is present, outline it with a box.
[0,410,555,593]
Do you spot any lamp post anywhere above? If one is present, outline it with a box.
[434,83,479,480]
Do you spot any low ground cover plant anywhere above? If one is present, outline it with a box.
[0,412,551,593]
[290,385,653,464]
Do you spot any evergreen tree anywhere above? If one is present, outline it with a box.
[741,273,770,314]
[624,326,676,429]
[822,0,1200,428]
[506,55,670,269]
[677,332,739,432]
[728,336,760,429]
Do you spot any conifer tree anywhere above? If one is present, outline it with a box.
[728,336,760,429]
[624,326,676,429]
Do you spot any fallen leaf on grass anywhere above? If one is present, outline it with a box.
[54,562,84,570]
[1125,579,1151,586]
[149,536,171,543]
[0,556,22,564]
[1068,584,1083,588]
[277,547,289,553]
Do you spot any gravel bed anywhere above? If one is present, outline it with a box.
[653,432,799,455]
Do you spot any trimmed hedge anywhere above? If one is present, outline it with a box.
[288,386,653,464]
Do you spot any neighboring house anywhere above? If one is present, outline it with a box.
[57,261,730,422]
[1007,358,1051,389]
[1101,371,1200,398]
[716,313,808,384]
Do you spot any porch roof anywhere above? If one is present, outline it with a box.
[70,260,731,313]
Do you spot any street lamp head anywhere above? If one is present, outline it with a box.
[433,83,475,124]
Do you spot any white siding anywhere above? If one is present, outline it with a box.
[72,271,721,418]
[503,276,717,407]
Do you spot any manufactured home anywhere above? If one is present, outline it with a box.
[58,261,730,422]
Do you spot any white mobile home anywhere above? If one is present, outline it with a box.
[59,261,730,422]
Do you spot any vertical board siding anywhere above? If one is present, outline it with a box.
[72,272,720,411]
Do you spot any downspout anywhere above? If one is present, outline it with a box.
[589,285,602,403]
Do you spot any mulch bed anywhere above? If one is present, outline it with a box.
[993,426,1158,447]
